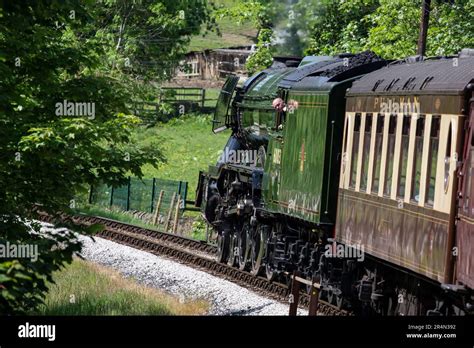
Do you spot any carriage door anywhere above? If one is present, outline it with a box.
[456,92,474,289]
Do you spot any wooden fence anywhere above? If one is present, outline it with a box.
[132,87,218,123]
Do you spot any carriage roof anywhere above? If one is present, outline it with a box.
[348,54,474,97]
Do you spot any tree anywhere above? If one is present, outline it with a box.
[364,0,424,58]
[213,0,276,74]
[305,0,473,59]
[425,0,474,56]
[91,0,213,83]
[0,0,213,313]
[246,28,274,75]
[306,0,380,56]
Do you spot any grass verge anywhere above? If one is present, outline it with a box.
[34,259,209,315]
[76,205,211,242]
[189,0,257,51]
[77,205,160,231]
[133,114,230,200]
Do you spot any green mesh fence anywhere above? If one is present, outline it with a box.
[90,177,188,215]
[112,183,129,211]
[90,185,112,208]
[129,177,154,212]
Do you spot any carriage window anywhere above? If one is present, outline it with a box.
[426,116,440,206]
[360,114,373,192]
[342,117,349,175]
[384,115,397,196]
[411,116,425,202]
[350,114,362,188]
[397,115,411,198]
[276,90,288,127]
[444,124,452,193]
[372,114,385,194]
[343,117,349,154]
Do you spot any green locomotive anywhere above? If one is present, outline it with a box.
[195,52,386,281]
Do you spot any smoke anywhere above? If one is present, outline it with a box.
[271,0,320,56]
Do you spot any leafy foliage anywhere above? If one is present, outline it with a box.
[213,0,275,73]
[91,0,213,82]
[246,28,274,75]
[306,0,474,59]
[0,0,209,314]
[306,0,382,56]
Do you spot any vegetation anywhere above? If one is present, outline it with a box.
[189,0,258,51]
[0,0,212,314]
[211,0,473,60]
[78,205,161,231]
[134,114,230,200]
[213,0,275,74]
[35,259,208,315]
[191,215,211,241]
[305,0,474,58]
[93,0,213,82]
[1,0,472,316]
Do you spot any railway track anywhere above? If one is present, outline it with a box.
[38,213,351,316]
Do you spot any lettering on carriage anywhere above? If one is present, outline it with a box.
[324,241,365,262]
[273,148,282,165]
[270,171,280,192]
[380,97,420,114]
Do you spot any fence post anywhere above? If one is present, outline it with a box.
[182,182,188,209]
[173,196,181,234]
[153,190,164,226]
[289,271,301,316]
[109,186,114,207]
[126,177,131,211]
[201,88,206,108]
[164,192,176,232]
[308,279,320,316]
[151,178,156,213]
[205,223,210,243]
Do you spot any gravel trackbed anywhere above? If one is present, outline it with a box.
[77,234,307,316]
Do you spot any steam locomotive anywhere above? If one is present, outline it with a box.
[195,50,474,315]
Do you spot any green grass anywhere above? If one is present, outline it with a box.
[204,88,220,107]
[189,0,257,51]
[133,114,230,200]
[77,205,161,231]
[77,205,211,243]
[77,113,226,239]
[34,259,208,315]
